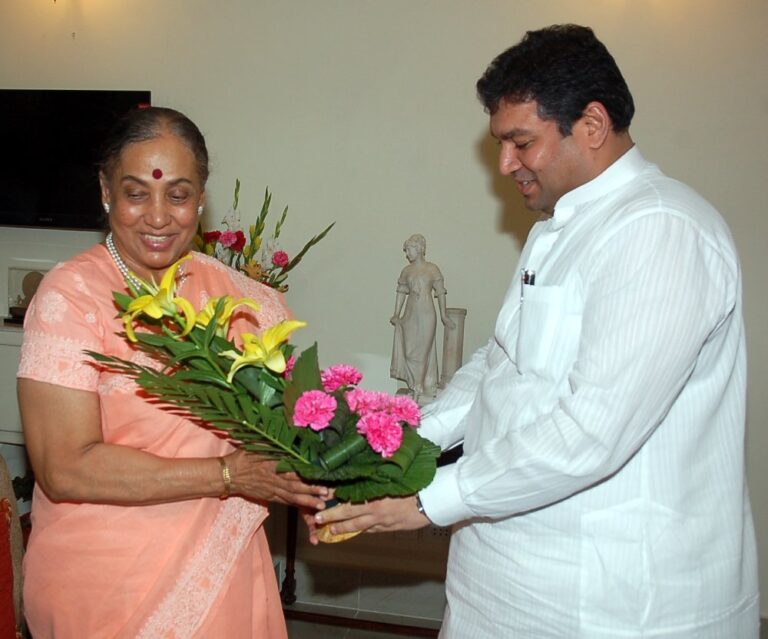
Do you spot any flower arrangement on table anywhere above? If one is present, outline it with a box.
[194,180,334,292]
[87,258,440,542]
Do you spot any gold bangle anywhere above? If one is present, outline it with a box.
[218,457,231,499]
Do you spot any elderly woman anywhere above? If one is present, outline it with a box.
[390,234,454,400]
[16,107,327,638]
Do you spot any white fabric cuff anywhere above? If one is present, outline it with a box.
[418,414,446,448]
[419,463,473,527]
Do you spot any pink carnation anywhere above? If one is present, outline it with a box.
[272,250,289,268]
[357,411,403,458]
[293,390,337,431]
[282,355,296,379]
[388,395,421,426]
[345,389,389,416]
[321,364,363,392]
[219,230,239,249]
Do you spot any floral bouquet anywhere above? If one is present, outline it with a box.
[87,258,440,542]
[194,180,334,292]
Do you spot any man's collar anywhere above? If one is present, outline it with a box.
[550,146,646,230]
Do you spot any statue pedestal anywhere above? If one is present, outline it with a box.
[395,306,467,406]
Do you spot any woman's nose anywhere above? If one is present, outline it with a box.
[145,195,171,228]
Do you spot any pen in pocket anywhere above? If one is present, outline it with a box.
[520,269,536,301]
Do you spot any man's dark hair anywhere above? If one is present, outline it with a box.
[476,24,635,135]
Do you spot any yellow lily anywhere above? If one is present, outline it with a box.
[196,296,261,337]
[123,256,196,342]
[223,319,306,381]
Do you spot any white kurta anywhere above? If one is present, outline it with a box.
[419,147,759,638]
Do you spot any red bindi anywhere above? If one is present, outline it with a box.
[152,168,163,179]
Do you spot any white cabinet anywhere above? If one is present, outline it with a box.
[0,326,23,444]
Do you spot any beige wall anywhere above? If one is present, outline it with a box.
[1,0,766,612]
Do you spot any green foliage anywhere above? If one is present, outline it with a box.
[278,428,440,503]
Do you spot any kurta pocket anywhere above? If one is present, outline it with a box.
[515,284,563,375]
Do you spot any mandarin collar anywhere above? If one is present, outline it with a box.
[550,146,647,230]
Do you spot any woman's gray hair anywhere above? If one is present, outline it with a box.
[99,106,209,185]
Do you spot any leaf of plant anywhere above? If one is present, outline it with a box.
[236,393,258,425]
[382,427,423,474]
[232,366,281,405]
[112,291,133,312]
[282,222,335,275]
[281,435,441,503]
[170,369,231,388]
[317,432,368,471]
[221,391,245,420]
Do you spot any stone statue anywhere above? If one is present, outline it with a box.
[390,234,455,401]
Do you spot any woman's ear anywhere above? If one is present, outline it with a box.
[98,172,111,206]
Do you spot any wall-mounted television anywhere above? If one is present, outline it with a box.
[0,89,151,231]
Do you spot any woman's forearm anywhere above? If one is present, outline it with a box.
[39,441,224,505]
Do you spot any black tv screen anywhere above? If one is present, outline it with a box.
[0,89,151,231]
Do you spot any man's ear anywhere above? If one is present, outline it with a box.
[578,101,611,149]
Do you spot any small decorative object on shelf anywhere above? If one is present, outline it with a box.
[87,258,441,543]
[193,180,334,292]
[7,270,45,324]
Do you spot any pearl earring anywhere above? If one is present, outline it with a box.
[103,202,111,214]
[197,205,204,216]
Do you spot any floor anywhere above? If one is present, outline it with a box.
[286,616,438,639]
[286,617,768,639]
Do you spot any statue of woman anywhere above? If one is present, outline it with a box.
[390,234,454,399]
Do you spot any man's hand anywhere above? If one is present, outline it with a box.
[312,495,430,538]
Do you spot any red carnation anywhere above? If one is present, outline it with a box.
[203,230,221,244]
[231,230,247,252]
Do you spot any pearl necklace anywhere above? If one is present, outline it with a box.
[105,232,144,290]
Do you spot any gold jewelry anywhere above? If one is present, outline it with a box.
[218,457,231,499]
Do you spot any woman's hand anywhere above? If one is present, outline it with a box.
[225,449,329,510]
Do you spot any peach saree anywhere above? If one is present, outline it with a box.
[18,246,289,638]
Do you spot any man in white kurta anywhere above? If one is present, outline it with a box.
[416,144,759,637]
[316,24,759,637]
